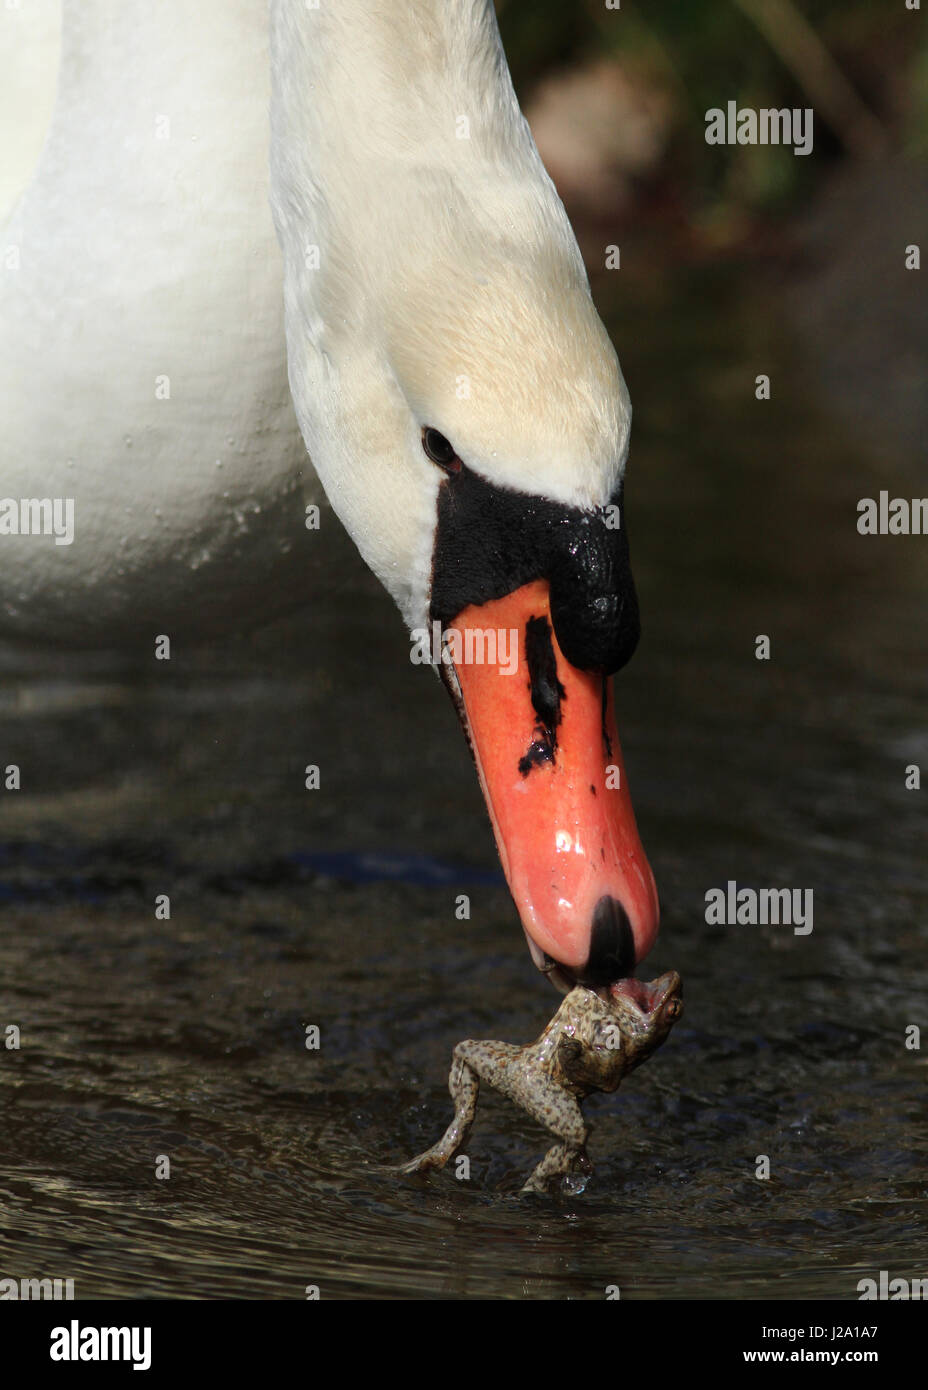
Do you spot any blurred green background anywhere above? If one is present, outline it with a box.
[498,0,923,235]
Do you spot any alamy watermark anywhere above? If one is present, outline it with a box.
[857,1270,927,1299]
[705,102,813,157]
[410,621,519,675]
[0,497,74,545]
[857,492,927,535]
[50,1320,151,1370]
[0,1275,74,1299]
[705,881,813,935]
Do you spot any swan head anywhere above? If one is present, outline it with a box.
[282,223,659,991]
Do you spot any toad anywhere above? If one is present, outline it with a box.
[402,971,682,1194]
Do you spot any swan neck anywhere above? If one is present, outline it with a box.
[269,0,525,184]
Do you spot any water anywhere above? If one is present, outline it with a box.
[1,235,925,1300]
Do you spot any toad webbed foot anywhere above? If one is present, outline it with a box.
[521,1143,593,1197]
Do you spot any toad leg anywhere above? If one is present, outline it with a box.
[400,1046,480,1174]
[514,1085,591,1195]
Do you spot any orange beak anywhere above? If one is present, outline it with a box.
[445,579,659,988]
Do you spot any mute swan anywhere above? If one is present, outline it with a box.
[0,0,659,990]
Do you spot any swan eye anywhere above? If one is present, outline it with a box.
[422,427,460,472]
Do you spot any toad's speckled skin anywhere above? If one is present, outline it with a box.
[402,971,683,1194]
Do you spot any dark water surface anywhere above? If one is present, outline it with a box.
[1,245,925,1300]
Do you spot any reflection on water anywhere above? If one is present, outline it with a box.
[0,250,925,1299]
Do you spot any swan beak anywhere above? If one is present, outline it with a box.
[447,579,659,990]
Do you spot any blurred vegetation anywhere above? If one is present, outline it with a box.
[497,0,925,227]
